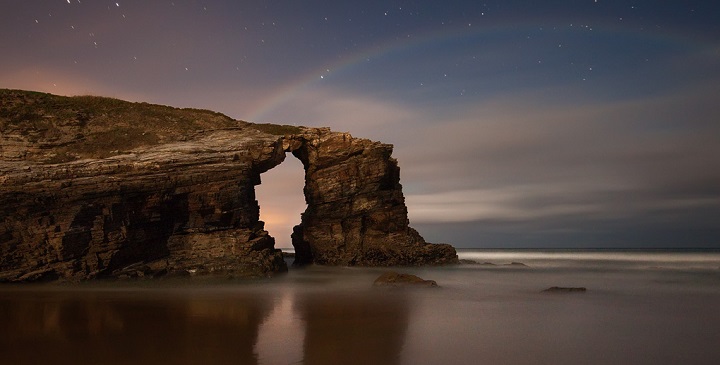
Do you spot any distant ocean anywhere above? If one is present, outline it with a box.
[2,249,719,365]
[457,247,720,269]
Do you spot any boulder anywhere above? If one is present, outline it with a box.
[373,271,438,288]
[542,286,587,293]
[507,262,528,267]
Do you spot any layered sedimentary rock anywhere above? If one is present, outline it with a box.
[0,128,288,281]
[0,89,456,282]
[285,129,457,266]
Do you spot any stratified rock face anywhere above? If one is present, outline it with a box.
[0,89,456,282]
[0,129,289,281]
[286,128,458,266]
[0,90,288,282]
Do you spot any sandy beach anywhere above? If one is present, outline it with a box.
[1,250,719,365]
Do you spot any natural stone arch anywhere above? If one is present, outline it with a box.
[0,89,456,282]
[279,128,457,266]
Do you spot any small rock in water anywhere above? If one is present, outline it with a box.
[474,262,528,267]
[542,286,587,293]
[507,262,528,267]
[459,259,479,265]
[373,271,438,288]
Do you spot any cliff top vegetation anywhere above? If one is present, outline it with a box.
[0,89,301,163]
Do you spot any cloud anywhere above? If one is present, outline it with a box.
[251,87,420,139]
[253,79,720,247]
[4,32,717,247]
[407,184,611,223]
[407,185,720,224]
[0,67,129,98]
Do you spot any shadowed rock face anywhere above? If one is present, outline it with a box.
[0,89,456,282]
[0,127,288,282]
[286,129,457,266]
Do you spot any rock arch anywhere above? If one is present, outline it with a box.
[0,91,456,282]
[280,128,457,266]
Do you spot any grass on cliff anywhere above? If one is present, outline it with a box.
[0,89,300,164]
[250,123,302,135]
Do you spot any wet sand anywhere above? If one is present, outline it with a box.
[1,251,720,365]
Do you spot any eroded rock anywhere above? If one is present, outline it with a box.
[542,286,587,293]
[0,128,289,282]
[286,128,458,266]
[1,90,457,282]
[373,271,438,288]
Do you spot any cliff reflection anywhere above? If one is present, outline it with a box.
[296,290,410,365]
[0,286,410,365]
[0,288,274,365]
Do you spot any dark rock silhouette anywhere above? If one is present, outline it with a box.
[460,260,529,267]
[285,128,457,266]
[0,89,457,282]
[459,259,479,264]
[542,286,587,293]
[508,262,529,267]
[372,271,438,288]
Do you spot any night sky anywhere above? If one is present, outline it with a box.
[2,1,720,248]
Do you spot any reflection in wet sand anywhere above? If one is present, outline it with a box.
[0,288,274,365]
[296,291,409,365]
[2,251,720,365]
[0,285,410,365]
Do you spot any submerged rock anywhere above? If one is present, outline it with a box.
[542,286,587,293]
[461,261,528,267]
[0,89,457,282]
[373,271,438,288]
[459,259,479,265]
[507,262,528,267]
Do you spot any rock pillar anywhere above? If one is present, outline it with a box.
[285,128,457,266]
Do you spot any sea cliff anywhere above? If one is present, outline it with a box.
[0,89,457,282]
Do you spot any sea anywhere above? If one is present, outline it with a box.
[1,249,719,365]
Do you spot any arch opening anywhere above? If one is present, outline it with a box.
[256,153,306,253]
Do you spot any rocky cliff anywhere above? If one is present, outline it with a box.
[286,129,457,266]
[0,89,457,282]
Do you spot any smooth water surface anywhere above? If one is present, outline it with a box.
[1,250,719,365]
